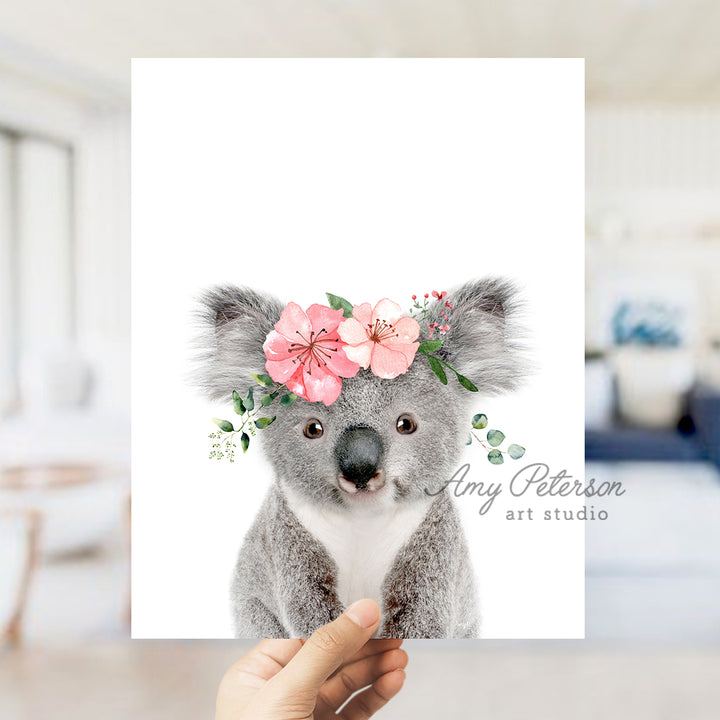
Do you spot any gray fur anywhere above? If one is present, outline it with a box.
[192,285,284,401]
[231,484,345,637]
[381,493,479,638]
[430,277,527,396]
[193,277,527,638]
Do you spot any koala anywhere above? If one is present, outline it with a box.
[195,278,525,638]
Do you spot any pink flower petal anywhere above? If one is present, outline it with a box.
[306,304,344,335]
[265,356,301,383]
[285,366,307,399]
[371,299,403,326]
[342,340,373,369]
[384,338,418,368]
[393,316,420,343]
[263,330,297,361]
[274,302,311,341]
[337,317,369,345]
[324,345,360,378]
[302,363,342,405]
[370,343,412,379]
[352,302,373,327]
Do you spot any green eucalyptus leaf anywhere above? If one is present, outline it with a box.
[456,373,478,392]
[427,355,448,385]
[465,433,473,445]
[487,449,504,465]
[508,444,526,460]
[279,393,297,407]
[260,393,275,407]
[244,387,255,411]
[325,292,354,319]
[472,413,488,430]
[255,416,276,429]
[487,429,505,447]
[212,418,234,433]
[418,339,444,353]
[250,373,274,387]
[240,432,250,453]
[232,390,245,415]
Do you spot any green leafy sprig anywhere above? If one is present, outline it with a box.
[209,376,297,461]
[417,339,478,392]
[466,412,525,465]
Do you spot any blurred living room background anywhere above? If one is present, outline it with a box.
[1,1,719,718]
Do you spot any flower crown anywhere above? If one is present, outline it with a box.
[208,290,525,462]
[263,290,477,406]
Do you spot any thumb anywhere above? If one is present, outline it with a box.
[268,599,381,701]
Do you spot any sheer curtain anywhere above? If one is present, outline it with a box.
[0,132,15,414]
[0,130,74,418]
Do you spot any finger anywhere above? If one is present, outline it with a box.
[318,648,408,711]
[267,599,381,701]
[253,639,304,669]
[224,639,303,686]
[339,669,406,720]
[216,641,303,719]
[329,638,404,675]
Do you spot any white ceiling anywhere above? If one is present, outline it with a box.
[0,0,719,104]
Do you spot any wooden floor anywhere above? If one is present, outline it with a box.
[2,641,719,719]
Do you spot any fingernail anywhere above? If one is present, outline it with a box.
[345,599,380,628]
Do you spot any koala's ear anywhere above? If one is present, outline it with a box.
[193,285,284,401]
[432,277,527,395]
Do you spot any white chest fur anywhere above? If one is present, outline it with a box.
[281,484,430,610]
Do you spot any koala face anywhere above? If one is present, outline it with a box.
[195,278,525,512]
[260,360,466,509]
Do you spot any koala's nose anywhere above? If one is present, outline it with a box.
[334,425,384,488]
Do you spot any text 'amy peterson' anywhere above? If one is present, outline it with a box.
[426,462,625,516]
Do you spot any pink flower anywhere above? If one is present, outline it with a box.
[432,290,447,301]
[439,324,450,335]
[263,303,359,405]
[338,299,420,379]
[412,294,417,300]
[444,300,453,310]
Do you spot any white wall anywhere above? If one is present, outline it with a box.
[586,105,720,361]
[587,105,720,237]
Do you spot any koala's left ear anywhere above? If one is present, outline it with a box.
[192,285,284,401]
[431,277,528,395]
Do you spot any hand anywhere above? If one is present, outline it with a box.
[215,598,407,719]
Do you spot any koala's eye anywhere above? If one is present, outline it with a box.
[303,419,324,439]
[396,414,417,435]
